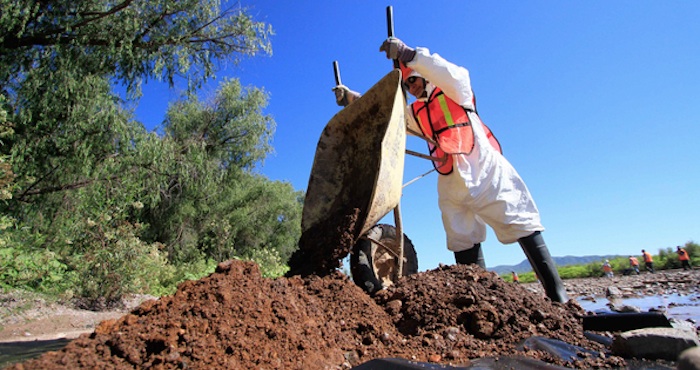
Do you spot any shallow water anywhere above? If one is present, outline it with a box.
[577,292,700,324]
[0,338,71,368]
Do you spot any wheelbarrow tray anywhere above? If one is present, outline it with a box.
[288,69,406,276]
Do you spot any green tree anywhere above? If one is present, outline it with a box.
[1,0,273,217]
[144,79,302,269]
[1,0,272,94]
[0,0,300,301]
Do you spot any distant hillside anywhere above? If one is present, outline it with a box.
[488,255,622,275]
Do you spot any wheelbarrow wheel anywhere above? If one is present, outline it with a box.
[350,224,418,295]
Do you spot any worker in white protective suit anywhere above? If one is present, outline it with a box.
[333,38,569,303]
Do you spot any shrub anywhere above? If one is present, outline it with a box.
[0,219,73,294]
[243,247,290,278]
[69,217,174,308]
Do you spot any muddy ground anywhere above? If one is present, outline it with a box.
[3,262,698,369]
[0,294,156,344]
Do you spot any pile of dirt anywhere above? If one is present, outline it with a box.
[5,260,629,369]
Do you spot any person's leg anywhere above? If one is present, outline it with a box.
[454,243,485,268]
[518,231,569,303]
[438,175,487,268]
[444,211,487,268]
[458,156,567,302]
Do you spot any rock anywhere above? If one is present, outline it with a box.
[609,304,642,313]
[650,306,667,314]
[671,318,699,333]
[606,286,623,297]
[611,327,700,360]
[678,346,700,370]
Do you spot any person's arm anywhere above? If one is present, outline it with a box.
[379,38,476,110]
[408,48,476,110]
[332,85,361,107]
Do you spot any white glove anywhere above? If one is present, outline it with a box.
[379,37,416,63]
[332,85,361,107]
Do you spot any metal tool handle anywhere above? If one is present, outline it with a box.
[333,60,342,86]
[386,6,400,69]
[386,6,395,38]
[386,5,404,280]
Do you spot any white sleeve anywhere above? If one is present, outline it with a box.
[408,47,476,110]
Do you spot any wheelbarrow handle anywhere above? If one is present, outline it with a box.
[386,6,395,38]
[386,6,400,69]
[387,6,405,279]
[333,60,342,86]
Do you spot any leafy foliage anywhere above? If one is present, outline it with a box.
[0,0,300,303]
[0,0,273,94]
[142,79,303,267]
[67,216,174,307]
[0,242,72,294]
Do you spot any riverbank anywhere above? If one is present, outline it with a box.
[527,267,700,302]
[0,293,156,343]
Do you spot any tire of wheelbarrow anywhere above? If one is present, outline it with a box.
[350,224,418,295]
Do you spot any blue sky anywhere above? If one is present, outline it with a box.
[133,1,700,271]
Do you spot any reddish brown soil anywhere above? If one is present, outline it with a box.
[6,260,629,369]
[287,209,360,277]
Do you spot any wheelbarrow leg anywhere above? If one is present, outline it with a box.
[393,203,404,282]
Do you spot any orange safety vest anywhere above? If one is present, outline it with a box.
[643,252,653,263]
[678,248,690,261]
[411,87,502,175]
[629,257,639,266]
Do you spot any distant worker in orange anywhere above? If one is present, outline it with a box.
[677,246,691,270]
[511,271,519,284]
[628,256,640,275]
[602,260,614,278]
[641,249,654,273]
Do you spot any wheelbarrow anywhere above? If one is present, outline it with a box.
[287,7,444,292]
[286,68,419,292]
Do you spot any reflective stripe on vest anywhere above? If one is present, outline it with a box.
[412,88,502,175]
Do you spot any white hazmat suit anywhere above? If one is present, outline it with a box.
[334,40,569,303]
[405,47,544,252]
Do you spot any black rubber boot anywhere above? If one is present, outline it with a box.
[518,231,569,303]
[454,243,486,269]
